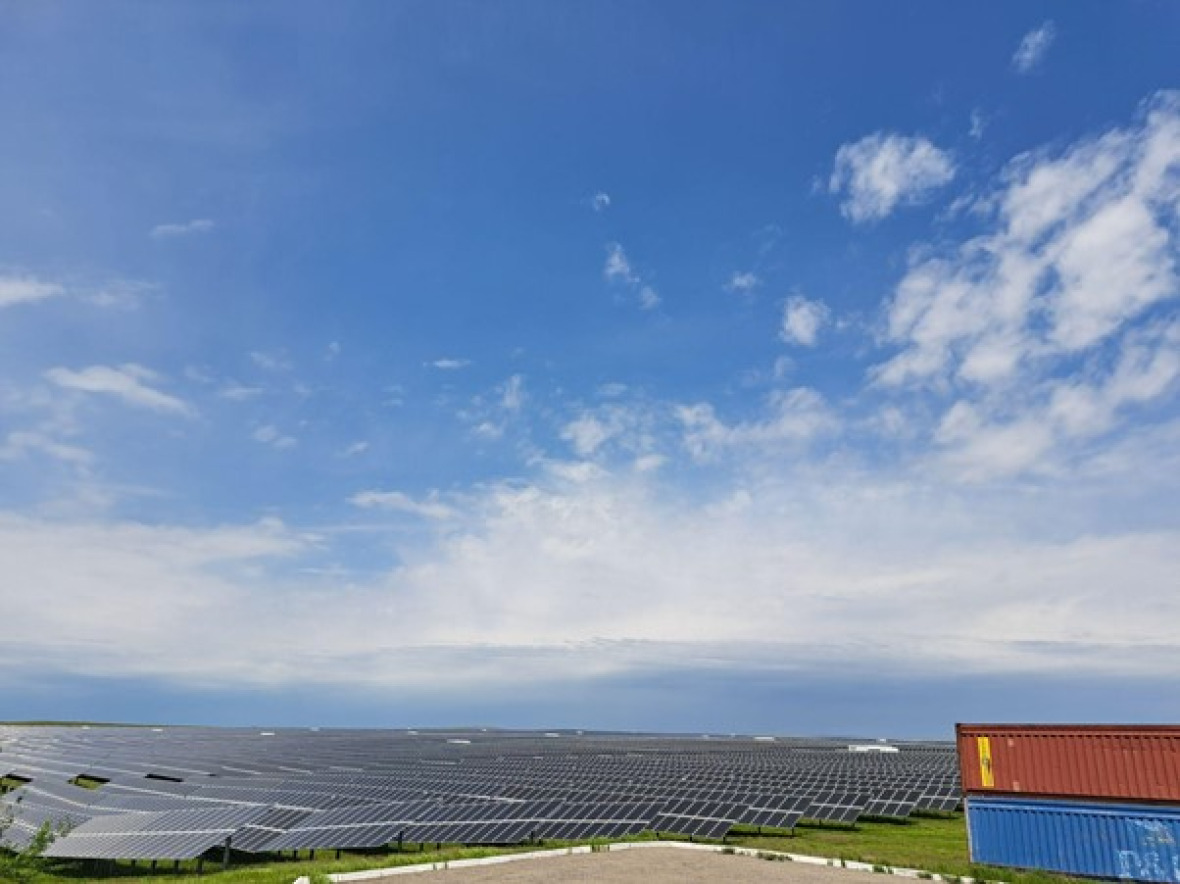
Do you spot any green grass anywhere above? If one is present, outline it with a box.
[731,813,969,870]
[10,815,1089,884]
[17,837,664,884]
[23,844,547,884]
[68,776,106,790]
[729,814,1087,884]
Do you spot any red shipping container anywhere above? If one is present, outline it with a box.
[957,724,1180,803]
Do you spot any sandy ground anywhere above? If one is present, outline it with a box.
[369,847,897,883]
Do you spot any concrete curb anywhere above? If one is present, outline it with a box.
[292,841,1002,884]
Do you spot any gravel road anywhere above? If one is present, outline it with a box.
[368,847,900,883]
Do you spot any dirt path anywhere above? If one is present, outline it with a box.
[368,847,899,883]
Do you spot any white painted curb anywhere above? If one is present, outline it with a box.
[292,841,1002,884]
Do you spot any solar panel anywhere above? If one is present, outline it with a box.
[530,801,661,840]
[0,802,89,852]
[265,800,442,850]
[738,793,811,829]
[404,819,538,845]
[803,791,870,824]
[43,806,268,860]
[0,724,961,857]
[229,807,313,853]
[863,789,921,819]
[651,799,745,840]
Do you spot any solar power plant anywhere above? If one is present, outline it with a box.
[0,725,960,861]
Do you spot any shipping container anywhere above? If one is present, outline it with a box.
[957,724,1180,803]
[966,795,1180,883]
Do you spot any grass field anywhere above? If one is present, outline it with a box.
[6,813,1092,884]
[729,813,1084,884]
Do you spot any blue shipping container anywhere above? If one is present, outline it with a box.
[967,796,1180,883]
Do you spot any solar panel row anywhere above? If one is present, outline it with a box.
[1,725,961,861]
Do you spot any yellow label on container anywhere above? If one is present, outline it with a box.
[977,736,994,788]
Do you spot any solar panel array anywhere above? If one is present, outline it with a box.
[0,725,960,862]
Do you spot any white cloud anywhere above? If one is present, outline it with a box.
[725,271,760,294]
[339,441,369,458]
[0,431,92,466]
[678,388,838,460]
[252,424,297,449]
[969,109,987,140]
[780,295,831,346]
[604,243,660,310]
[150,218,215,239]
[604,242,638,285]
[429,358,471,370]
[0,275,65,308]
[500,374,526,412]
[45,364,194,417]
[85,279,154,310]
[591,192,611,212]
[558,401,663,462]
[472,421,504,440]
[633,453,665,473]
[0,274,154,311]
[1012,21,1056,74]
[562,414,614,457]
[3,461,1177,692]
[830,133,955,223]
[876,92,1180,479]
[348,489,455,520]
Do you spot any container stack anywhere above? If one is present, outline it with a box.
[956,724,1180,883]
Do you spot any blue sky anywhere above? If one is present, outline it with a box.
[2,1,1178,736]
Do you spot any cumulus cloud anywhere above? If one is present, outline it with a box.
[678,388,838,460]
[1012,21,1056,74]
[558,400,663,462]
[2,460,1178,693]
[562,414,614,457]
[875,92,1180,478]
[0,275,65,308]
[830,133,955,223]
[591,192,611,211]
[781,295,830,346]
[150,218,215,239]
[45,364,194,417]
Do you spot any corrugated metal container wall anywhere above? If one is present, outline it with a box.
[957,724,1180,802]
[966,796,1180,883]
